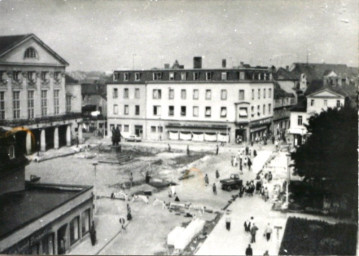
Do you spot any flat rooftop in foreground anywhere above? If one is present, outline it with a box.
[0,183,92,240]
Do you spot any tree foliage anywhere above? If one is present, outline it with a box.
[291,105,358,197]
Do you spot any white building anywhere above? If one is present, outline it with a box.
[107,58,274,144]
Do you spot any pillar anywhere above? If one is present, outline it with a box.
[26,131,32,155]
[40,129,46,152]
[78,123,83,144]
[54,127,59,149]
[66,125,71,146]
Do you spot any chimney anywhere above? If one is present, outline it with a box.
[193,56,202,69]
[222,59,226,68]
[164,63,170,69]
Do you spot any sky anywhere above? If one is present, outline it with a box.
[0,0,358,71]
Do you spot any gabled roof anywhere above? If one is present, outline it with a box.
[0,33,69,66]
[273,81,295,99]
[305,79,351,98]
[307,87,345,98]
[275,67,298,80]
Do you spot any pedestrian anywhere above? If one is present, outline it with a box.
[129,172,133,187]
[256,180,262,194]
[212,183,217,195]
[264,223,273,241]
[119,216,126,232]
[187,145,190,156]
[204,174,209,186]
[245,244,253,256]
[231,156,234,166]
[268,171,273,182]
[263,250,269,256]
[127,203,132,221]
[250,223,258,243]
[272,136,275,145]
[245,146,249,155]
[89,221,97,246]
[225,210,231,231]
[168,143,171,152]
[248,158,252,171]
[216,144,219,155]
[239,185,244,198]
[244,219,250,232]
[215,169,220,179]
[253,149,257,157]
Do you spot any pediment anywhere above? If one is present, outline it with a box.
[308,88,344,98]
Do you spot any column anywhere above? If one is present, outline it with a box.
[66,125,71,146]
[40,129,46,152]
[78,123,83,144]
[54,127,59,149]
[26,131,32,155]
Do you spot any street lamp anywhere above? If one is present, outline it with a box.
[92,161,98,213]
[285,153,291,208]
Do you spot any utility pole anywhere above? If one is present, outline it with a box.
[92,161,98,214]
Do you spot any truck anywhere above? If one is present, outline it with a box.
[220,173,243,191]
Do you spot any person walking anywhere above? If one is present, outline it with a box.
[245,244,253,256]
[253,149,257,157]
[244,219,251,232]
[212,183,217,195]
[204,174,209,186]
[250,223,259,243]
[215,169,220,179]
[168,143,171,152]
[127,203,132,221]
[216,144,219,155]
[187,145,190,156]
[129,172,133,188]
[264,223,273,241]
[248,158,252,171]
[225,210,231,231]
[263,250,269,256]
[89,221,97,246]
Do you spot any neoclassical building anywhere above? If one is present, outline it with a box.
[0,34,83,154]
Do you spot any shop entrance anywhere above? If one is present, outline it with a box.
[57,224,68,255]
[235,129,246,144]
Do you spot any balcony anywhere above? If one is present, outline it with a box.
[0,112,83,127]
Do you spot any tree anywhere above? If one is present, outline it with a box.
[291,105,358,203]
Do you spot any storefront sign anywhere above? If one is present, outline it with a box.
[250,118,271,128]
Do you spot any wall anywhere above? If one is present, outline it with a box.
[65,84,82,113]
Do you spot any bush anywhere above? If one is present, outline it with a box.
[279,217,357,255]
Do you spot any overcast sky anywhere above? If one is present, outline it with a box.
[0,0,358,71]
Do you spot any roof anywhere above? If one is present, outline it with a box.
[274,81,295,99]
[0,183,91,240]
[305,79,350,97]
[65,74,79,85]
[0,33,69,66]
[307,87,345,98]
[291,95,307,112]
[275,67,298,80]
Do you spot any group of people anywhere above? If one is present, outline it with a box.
[231,146,257,172]
[244,217,273,256]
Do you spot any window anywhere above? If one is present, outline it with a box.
[298,115,303,125]
[0,92,4,120]
[268,104,271,114]
[336,100,341,108]
[169,72,174,80]
[151,126,156,133]
[169,88,174,99]
[124,88,129,99]
[13,71,21,82]
[239,90,245,100]
[221,89,227,100]
[263,104,266,115]
[221,72,227,80]
[66,95,71,113]
[258,89,261,99]
[205,89,211,100]
[324,100,327,106]
[205,106,211,117]
[12,91,20,119]
[193,89,199,100]
[135,105,140,115]
[135,73,140,81]
[124,73,129,81]
[158,126,163,133]
[251,89,254,100]
[153,89,162,99]
[251,106,254,117]
[153,72,162,80]
[263,88,266,99]
[311,99,314,106]
[113,104,118,115]
[153,105,161,116]
[169,106,174,116]
[181,89,186,100]
[181,106,186,116]
[193,72,199,80]
[81,209,90,235]
[181,72,186,81]
[113,72,120,81]
[24,47,38,59]
[206,72,212,80]
[27,91,34,119]
[27,71,36,83]
[220,107,227,118]
[135,88,140,99]
[70,216,80,245]
[193,106,199,117]
[239,107,248,118]
[268,88,272,98]
[124,125,129,132]
[240,72,245,80]
[41,71,49,82]
[113,88,118,98]
[54,90,59,115]
[124,105,129,115]
[117,124,122,131]
[257,105,260,116]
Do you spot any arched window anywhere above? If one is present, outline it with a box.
[24,47,38,59]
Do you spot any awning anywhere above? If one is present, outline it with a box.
[166,123,228,131]
[239,109,248,116]
[250,126,267,133]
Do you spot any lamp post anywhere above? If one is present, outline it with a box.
[92,161,98,213]
[285,153,291,208]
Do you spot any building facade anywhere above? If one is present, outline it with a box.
[0,34,83,154]
[107,58,274,143]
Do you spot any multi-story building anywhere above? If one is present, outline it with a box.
[107,57,274,143]
[0,34,83,155]
[289,87,345,146]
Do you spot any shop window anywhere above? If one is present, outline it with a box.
[70,216,80,245]
[82,209,90,235]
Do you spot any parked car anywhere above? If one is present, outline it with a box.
[220,173,243,191]
[125,134,142,142]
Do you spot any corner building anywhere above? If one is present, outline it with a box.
[107,58,274,143]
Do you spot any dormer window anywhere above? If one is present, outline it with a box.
[135,72,141,81]
[169,72,174,81]
[124,73,130,81]
[153,72,162,80]
[24,47,38,59]
[221,72,227,80]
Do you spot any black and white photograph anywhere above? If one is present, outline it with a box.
[0,0,358,255]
